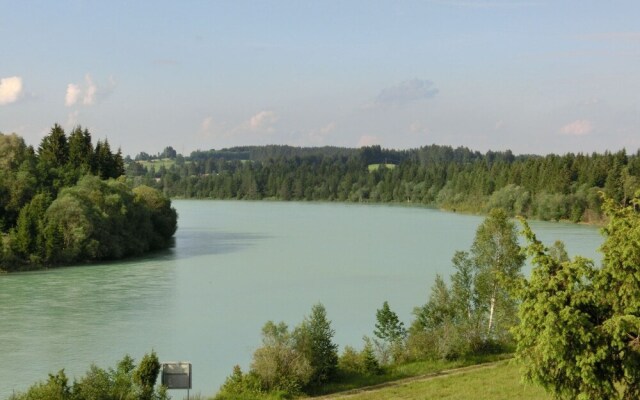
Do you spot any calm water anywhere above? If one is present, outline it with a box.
[0,200,603,397]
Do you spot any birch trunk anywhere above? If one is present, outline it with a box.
[487,284,497,337]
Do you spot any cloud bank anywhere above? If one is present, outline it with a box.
[0,76,23,105]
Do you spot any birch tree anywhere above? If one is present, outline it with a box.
[471,208,524,340]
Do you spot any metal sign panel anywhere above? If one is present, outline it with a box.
[161,362,192,389]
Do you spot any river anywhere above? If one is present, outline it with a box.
[0,200,603,397]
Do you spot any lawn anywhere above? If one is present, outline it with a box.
[321,360,550,400]
[137,158,181,169]
[367,163,397,172]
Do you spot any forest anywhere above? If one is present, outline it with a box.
[0,125,177,271]
[128,144,640,223]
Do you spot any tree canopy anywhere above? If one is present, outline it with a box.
[514,193,640,399]
[0,126,176,271]
[127,143,640,223]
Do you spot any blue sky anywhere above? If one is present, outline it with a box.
[1,0,639,156]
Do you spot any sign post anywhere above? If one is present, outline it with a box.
[161,362,192,399]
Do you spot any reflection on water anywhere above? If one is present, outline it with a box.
[174,229,268,259]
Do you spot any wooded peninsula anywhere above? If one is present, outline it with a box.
[0,125,177,272]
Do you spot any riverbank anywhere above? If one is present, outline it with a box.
[316,359,549,400]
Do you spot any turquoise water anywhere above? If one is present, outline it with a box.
[0,201,603,397]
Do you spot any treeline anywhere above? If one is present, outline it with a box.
[215,209,524,399]
[0,125,177,271]
[127,144,640,223]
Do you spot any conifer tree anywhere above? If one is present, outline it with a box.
[294,303,339,386]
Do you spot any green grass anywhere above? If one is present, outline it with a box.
[136,158,180,169]
[368,163,396,172]
[322,360,550,399]
[310,353,512,396]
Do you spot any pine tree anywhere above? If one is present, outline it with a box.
[294,303,339,386]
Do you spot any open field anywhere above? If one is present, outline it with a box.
[136,158,181,169]
[368,163,397,172]
[317,360,550,400]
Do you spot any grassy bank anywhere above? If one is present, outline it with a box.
[309,353,512,397]
[319,360,549,400]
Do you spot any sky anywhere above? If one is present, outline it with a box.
[1,0,640,157]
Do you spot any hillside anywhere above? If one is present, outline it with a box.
[320,361,549,400]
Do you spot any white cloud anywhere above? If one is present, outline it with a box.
[65,83,81,106]
[0,76,23,105]
[357,135,380,147]
[560,120,593,136]
[197,111,280,142]
[65,74,115,107]
[375,79,438,106]
[249,110,278,130]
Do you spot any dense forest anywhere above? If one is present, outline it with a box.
[0,125,177,272]
[128,144,640,223]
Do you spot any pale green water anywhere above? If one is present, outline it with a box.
[0,200,603,397]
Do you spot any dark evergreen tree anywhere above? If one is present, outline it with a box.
[294,303,339,386]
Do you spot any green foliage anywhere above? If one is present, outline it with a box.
[0,127,176,271]
[34,176,176,265]
[514,220,612,399]
[374,301,406,344]
[133,351,162,400]
[337,341,381,377]
[514,194,640,399]
[133,185,178,249]
[408,210,523,362]
[125,144,638,224]
[373,301,406,365]
[250,321,312,395]
[11,193,51,262]
[361,337,382,375]
[486,184,530,215]
[293,303,339,386]
[8,370,72,400]
[472,208,524,340]
[8,352,168,400]
[214,365,269,400]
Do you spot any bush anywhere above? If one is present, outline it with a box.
[9,352,167,400]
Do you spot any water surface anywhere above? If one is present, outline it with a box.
[0,201,603,397]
